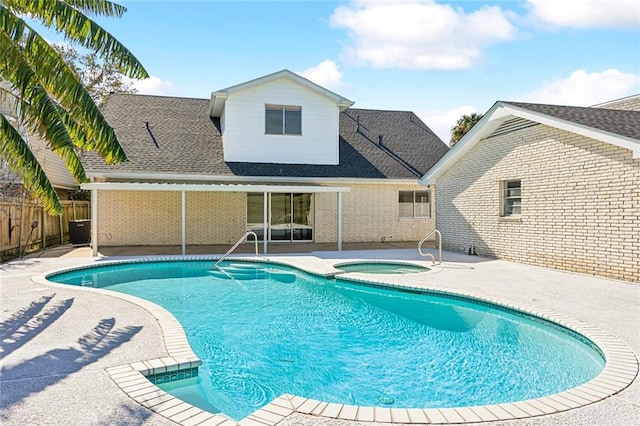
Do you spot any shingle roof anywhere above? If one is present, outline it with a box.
[503,102,640,140]
[421,98,640,184]
[83,93,449,180]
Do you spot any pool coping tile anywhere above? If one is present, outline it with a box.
[36,255,639,426]
[338,404,359,421]
[405,408,430,423]
[356,406,375,422]
[467,405,499,422]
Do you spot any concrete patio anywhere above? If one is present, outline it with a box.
[1,245,638,425]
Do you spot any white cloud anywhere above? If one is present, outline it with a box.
[297,60,346,92]
[130,76,176,96]
[420,105,478,144]
[526,0,640,29]
[522,69,640,105]
[330,0,515,70]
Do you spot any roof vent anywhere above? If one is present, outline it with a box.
[378,134,384,146]
[356,115,360,133]
[145,121,160,148]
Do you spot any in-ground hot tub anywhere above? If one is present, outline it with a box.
[334,261,430,274]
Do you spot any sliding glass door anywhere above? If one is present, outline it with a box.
[246,193,313,242]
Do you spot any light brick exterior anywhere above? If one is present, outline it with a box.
[96,183,435,247]
[98,191,182,245]
[435,124,640,283]
[315,183,435,243]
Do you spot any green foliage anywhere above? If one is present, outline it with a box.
[450,112,484,147]
[53,43,137,107]
[0,0,148,214]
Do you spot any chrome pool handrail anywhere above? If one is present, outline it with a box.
[216,231,259,266]
[418,229,442,266]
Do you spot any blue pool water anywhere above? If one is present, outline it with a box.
[50,261,605,421]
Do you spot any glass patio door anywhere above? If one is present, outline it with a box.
[270,193,292,241]
[246,193,313,242]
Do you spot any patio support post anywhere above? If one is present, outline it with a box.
[263,191,268,255]
[337,191,343,251]
[91,189,98,256]
[181,190,186,255]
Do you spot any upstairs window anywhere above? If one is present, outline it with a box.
[502,180,521,216]
[265,104,301,135]
[399,190,430,218]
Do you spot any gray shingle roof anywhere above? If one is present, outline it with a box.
[83,93,449,180]
[504,102,640,140]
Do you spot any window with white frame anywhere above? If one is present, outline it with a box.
[265,104,302,135]
[399,190,430,218]
[502,180,521,216]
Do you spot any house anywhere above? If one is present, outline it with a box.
[0,80,78,198]
[420,94,640,283]
[82,70,449,255]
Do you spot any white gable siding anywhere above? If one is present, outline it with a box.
[29,134,78,189]
[221,78,339,165]
[1,85,77,189]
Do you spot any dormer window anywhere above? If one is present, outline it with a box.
[265,104,301,135]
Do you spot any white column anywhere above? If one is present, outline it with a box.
[337,192,343,251]
[91,189,98,257]
[263,191,268,255]
[181,190,186,255]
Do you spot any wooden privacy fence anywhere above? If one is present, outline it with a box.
[0,200,90,260]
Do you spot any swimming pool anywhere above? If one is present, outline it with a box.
[48,259,610,421]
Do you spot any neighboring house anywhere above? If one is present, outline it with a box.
[421,94,640,283]
[0,80,78,198]
[82,70,448,254]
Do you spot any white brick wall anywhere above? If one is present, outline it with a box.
[435,124,640,282]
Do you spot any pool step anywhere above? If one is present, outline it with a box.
[209,266,296,283]
[210,268,268,280]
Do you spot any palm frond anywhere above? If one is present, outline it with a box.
[5,0,147,79]
[61,0,127,17]
[1,11,128,164]
[0,113,62,214]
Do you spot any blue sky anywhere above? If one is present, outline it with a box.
[47,0,640,142]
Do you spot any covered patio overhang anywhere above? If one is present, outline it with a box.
[80,182,351,257]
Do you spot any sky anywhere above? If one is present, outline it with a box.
[43,0,640,143]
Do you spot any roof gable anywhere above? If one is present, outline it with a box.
[421,100,640,184]
[209,69,354,117]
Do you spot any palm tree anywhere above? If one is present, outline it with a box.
[0,0,148,214]
[450,112,483,147]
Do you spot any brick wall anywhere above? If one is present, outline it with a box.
[185,192,246,245]
[315,183,435,243]
[97,183,435,246]
[435,124,640,282]
[98,191,182,245]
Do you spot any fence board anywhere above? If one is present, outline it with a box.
[0,200,90,260]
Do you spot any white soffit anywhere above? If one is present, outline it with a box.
[81,182,351,193]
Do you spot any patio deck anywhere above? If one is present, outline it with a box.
[1,245,638,425]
